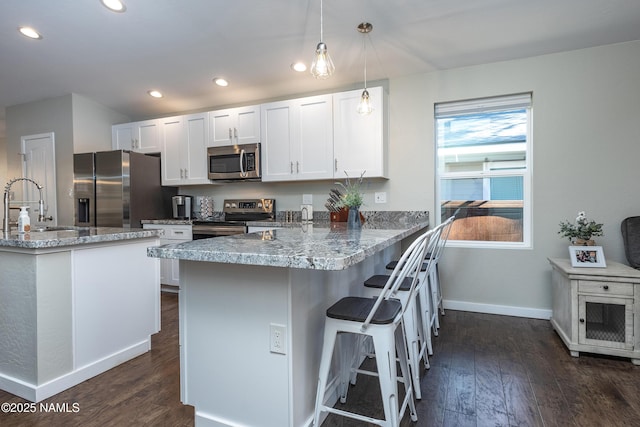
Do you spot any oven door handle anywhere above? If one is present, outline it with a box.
[239,149,247,177]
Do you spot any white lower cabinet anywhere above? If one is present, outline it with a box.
[144,224,192,291]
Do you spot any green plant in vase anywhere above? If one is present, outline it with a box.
[558,211,603,245]
[335,171,365,228]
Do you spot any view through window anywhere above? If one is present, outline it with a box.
[435,93,532,247]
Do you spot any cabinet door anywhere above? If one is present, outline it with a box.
[209,105,260,147]
[333,86,387,179]
[112,120,160,153]
[296,94,334,180]
[161,116,185,186]
[184,113,209,184]
[235,105,261,145]
[261,101,295,182]
[210,109,235,146]
[112,123,135,150]
[578,294,634,350]
[136,119,161,153]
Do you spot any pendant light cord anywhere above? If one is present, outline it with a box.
[320,0,324,42]
[363,33,367,89]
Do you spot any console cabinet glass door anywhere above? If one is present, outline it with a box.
[578,295,634,350]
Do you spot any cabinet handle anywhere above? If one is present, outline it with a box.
[603,285,609,290]
[296,161,300,173]
[184,169,188,179]
[228,128,233,139]
[579,318,585,323]
[234,127,238,139]
[334,158,338,172]
[290,162,294,174]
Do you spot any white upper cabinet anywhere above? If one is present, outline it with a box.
[333,86,387,179]
[209,105,260,147]
[112,119,161,153]
[261,94,333,182]
[161,112,209,186]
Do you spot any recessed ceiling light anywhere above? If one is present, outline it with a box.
[213,77,229,87]
[291,62,307,72]
[101,0,126,12]
[18,26,43,40]
[147,90,163,98]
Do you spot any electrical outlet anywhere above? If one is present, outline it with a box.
[270,323,287,355]
[302,194,313,204]
[374,192,387,204]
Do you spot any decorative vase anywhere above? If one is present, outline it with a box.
[347,207,362,229]
[574,238,595,246]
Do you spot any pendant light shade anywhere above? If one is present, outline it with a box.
[311,0,334,79]
[357,89,372,115]
[357,22,373,115]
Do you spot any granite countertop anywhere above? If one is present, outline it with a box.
[0,226,162,249]
[147,216,429,271]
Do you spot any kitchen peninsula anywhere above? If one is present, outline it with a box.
[147,213,428,427]
[0,227,162,402]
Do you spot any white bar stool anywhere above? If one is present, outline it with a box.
[361,223,444,400]
[313,228,435,427]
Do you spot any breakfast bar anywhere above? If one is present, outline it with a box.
[147,214,428,427]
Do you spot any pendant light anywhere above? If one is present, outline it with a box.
[356,22,373,115]
[310,0,335,79]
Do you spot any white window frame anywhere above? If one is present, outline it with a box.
[435,93,532,249]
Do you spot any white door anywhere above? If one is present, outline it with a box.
[21,132,57,226]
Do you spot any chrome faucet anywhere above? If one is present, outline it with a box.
[3,177,46,234]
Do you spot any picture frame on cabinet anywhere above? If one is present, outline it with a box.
[569,245,606,268]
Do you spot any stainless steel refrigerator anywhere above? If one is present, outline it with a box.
[73,150,175,228]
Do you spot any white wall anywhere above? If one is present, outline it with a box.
[406,40,640,317]
[0,136,7,183]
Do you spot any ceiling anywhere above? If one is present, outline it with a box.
[2,0,640,139]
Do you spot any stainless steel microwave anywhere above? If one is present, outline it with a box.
[207,143,261,181]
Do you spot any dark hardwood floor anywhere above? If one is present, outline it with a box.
[2,295,640,426]
[0,293,193,427]
[322,310,640,427]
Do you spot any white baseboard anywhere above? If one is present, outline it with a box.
[0,339,151,402]
[443,299,552,320]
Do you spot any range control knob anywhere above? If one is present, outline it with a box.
[224,202,231,208]
[257,202,263,208]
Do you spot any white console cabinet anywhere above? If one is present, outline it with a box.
[549,258,640,364]
[144,224,192,292]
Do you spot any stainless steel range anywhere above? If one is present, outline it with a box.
[192,198,275,239]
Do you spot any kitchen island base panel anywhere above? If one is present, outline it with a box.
[0,238,160,402]
[179,245,397,427]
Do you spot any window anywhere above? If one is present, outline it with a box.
[435,93,532,248]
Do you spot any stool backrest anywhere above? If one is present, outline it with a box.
[431,214,456,262]
[361,225,442,331]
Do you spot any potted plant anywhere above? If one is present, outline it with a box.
[558,211,603,245]
[335,171,365,229]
